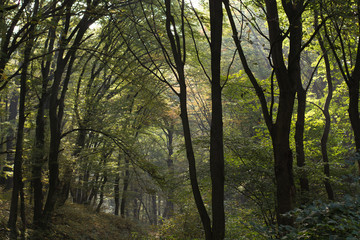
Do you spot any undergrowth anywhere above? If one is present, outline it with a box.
[0,192,148,240]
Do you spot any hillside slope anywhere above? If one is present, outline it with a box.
[0,197,148,240]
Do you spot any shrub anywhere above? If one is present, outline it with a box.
[279,195,360,239]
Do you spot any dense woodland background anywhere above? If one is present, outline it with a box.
[1,0,360,239]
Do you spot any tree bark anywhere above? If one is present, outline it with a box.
[114,162,120,216]
[316,11,334,200]
[225,0,301,226]
[96,175,107,213]
[32,13,56,224]
[8,26,34,236]
[295,87,310,204]
[3,89,18,190]
[163,126,174,219]
[120,157,130,217]
[163,0,212,237]
[42,1,100,221]
[348,84,360,173]
[209,0,225,238]
[151,194,157,225]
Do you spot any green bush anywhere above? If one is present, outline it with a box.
[279,195,360,239]
[156,210,204,240]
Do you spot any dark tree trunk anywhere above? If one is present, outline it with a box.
[295,88,310,204]
[179,91,212,238]
[151,194,157,225]
[32,16,56,224]
[114,166,120,216]
[59,129,87,206]
[32,92,47,224]
[81,169,90,203]
[120,157,130,217]
[8,28,34,235]
[225,0,302,226]
[322,1,360,175]
[162,0,212,237]
[271,99,296,225]
[209,0,225,238]
[348,81,360,172]
[0,0,31,91]
[349,1,360,173]
[133,188,140,220]
[42,1,99,220]
[3,90,18,190]
[163,127,174,219]
[269,0,303,224]
[96,175,107,213]
[316,12,334,201]
[321,76,335,201]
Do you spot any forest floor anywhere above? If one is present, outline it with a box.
[0,191,150,240]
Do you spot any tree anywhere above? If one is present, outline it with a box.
[116,0,226,238]
[224,0,311,225]
[8,0,39,236]
[42,0,103,223]
[321,0,360,174]
[209,0,225,238]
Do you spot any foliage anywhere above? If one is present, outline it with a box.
[156,207,204,240]
[278,195,360,239]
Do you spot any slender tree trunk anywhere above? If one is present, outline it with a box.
[114,165,120,216]
[8,80,25,238]
[32,10,56,225]
[179,91,212,239]
[295,88,310,204]
[209,0,225,238]
[120,157,130,217]
[163,127,174,219]
[42,53,67,219]
[162,0,212,236]
[32,94,46,224]
[321,85,335,201]
[59,129,87,205]
[151,194,157,225]
[348,82,360,172]
[271,97,296,225]
[4,90,18,190]
[43,1,99,221]
[8,32,34,236]
[317,11,334,200]
[81,169,90,203]
[349,1,360,174]
[96,175,107,213]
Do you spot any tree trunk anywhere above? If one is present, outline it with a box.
[272,98,296,225]
[163,0,211,236]
[209,0,225,238]
[348,82,360,173]
[179,91,212,239]
[317,12,334,201]
[42,0,99,221]
[96,175,107,213]
[295,87,310,204]
[3,89,18,190]
[32,8,57,224]
[32,93,47,224]
[151,194,157,225]
[114,166,120,216]
[163,127,174,219]
[120,157,130,217]
[349,1,360,174]
[8,30,34,235]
